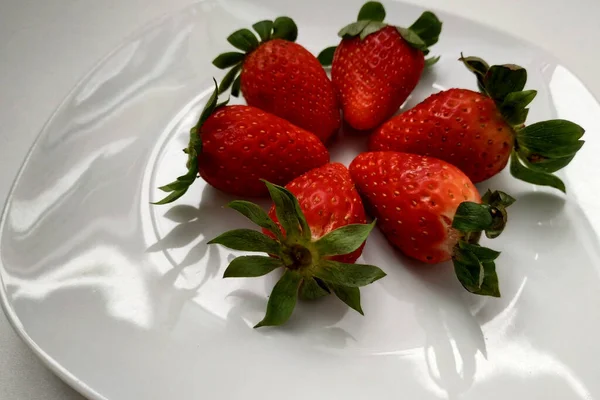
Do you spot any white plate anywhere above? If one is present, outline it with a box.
[2,0,600,399]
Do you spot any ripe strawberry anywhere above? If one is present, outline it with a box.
[213,17,340,143]
[349,151,515,297]
[370,55,585,192]
[264,163,367,264]
[153,81,329,203]
[318,1,442,131]
[209,176,386,327]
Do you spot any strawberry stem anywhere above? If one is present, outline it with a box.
[453,242,500,297]
[212,17,298,96]
[335,2,442,55]
[210,179,385,327]
[450,190,514,297]
[460,54,586,191]
[320,3,441,66]
[152,80,226,205]
[286,245,314,270]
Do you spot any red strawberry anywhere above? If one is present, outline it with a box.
[370,55,585,192]
[154,82,329,203]
[264,163,367,264]
[349,151,515,297]
[209,175,386,327]
[213,18,340,143]
[318,2,442,131]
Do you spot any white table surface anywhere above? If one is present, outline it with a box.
[1,0,599,398]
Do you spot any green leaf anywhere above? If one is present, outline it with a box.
[460,55,489,77]
[453,240,502,297]
[314,221,375,256]
[196,80,221,130]
[486,206,508,239]
[338,20,370,38]
[263,181,306,242]
[315,260,386,287]
[208,229,281,255]
[157,159,196,191]
[216,98,230,109]
[360,21,387,40]
[254,270,302,328]
[281,185,311,241]
[500,90,536,127]
[479,190,515,239]
[317,46,337,66]
[330,284,364,315]
[503,107,529,126]
[153,189,186,205]
[218,64,242,94]
[408,11,442,47]
[153,80,222,205]
[223,256,284,278]
[484,64,527,102]
[153,162,197,203]
[481,190,516,209]
[454,259,500,297]
[227,200,283,240]
[510,151,566,192]
[231,75,241,97]
[155,174,196,195]
[453,260,480,293]
[479,190,493,204]
[517,119,585,158]
[252,20,273,42]
[397,27,427,51]
[458,241,500,262]
[227,29,259,52]
[153,155,198,205]
[452,202,493,233]
[522,154,576,173]
[459,55,490,94]
[153,182,195,204]
[454,247,484,288]
[425,55,440,67]
[299,277,330,300]
[272,17,298,41]
[454,247,501,297]
[477,261,500,297]
[212,52,245,69]
[522,139,585,158]
[501,90,537,110]
[357,1,386,22]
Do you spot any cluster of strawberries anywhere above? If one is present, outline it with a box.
[155,1,585,328]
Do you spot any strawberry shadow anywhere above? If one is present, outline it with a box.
[329,126,371,166]
[362,228,487,399]
[146,186,354,343]
[146,187,251,298]
[361,188,594,399]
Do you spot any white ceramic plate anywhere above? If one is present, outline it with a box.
[2,0,600,399]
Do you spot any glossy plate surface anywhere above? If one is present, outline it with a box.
[2,0,600,399]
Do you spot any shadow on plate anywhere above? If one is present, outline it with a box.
[363,190,575,399]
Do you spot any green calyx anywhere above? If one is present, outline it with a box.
[460,54,585,193]
[153,80,228,205]
[208,180,386,328]
[212,17,298,97]
[318,2,442,66]
[450,190,516,297]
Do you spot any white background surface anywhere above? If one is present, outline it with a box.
[1,0,599,399]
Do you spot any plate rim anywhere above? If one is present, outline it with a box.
[1,1,598,399]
